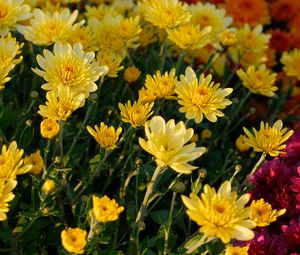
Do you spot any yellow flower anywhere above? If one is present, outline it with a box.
[18,8,84,46]
[220,29,237,46]
[236,135,251,153]
[139,116,206,174]
[201,129,212,140]
[61,227,87,254]
[41,179,56,194]
[138,24,157,47]
[24,150,44,175]
[124,66,141,83]
[237,64,278,97]
[138,0,191,29]
[84,4,118,22]
[175,66,233,123]
[92,195,124,223]
[40,119,60,139]
[281,49,300,81]
[33,42,107,98]
[0,179,17,221]
[87,123,122,149]
[144,68,177,99]
[243,120,294,157]
[138,87,157,103]
[97,51,124,78]
[38,86,85,121]
[181,180,256,243]
[250,198,286,227]
[0,141,32,179]
[112,0,135,16]
[225,245,249,255]
[0,0,31,36]
[118,100,154,128]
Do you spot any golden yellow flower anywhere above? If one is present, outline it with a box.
[138,24,157,47]
[24,150,44,175]
[144,68,177,99]
[250,198,286,227]
[41,179,56,194]
[61,227,87,254]
[181,180,256,243]
[118,100,154,128]
[175,66,233,123]
[139,116,206,174]
[124,66,141,83]
[87,123,122,149]
[40,119,60,139]
[92,195,124,223]
[243,120,294,157]
[38,86,85,121]
[138,87,157,103]
[0,0,31,36]
[237,64,278,97]
[138,0,191,29]
[225,245,249,255]
[236,134,251,153]
[281,49,300,81]
[220,29,237,46]
[0,179,17,221]
[97,51,124,78]
[33,42,107,98]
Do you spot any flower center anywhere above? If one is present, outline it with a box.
[57,101,73,118]
[0,6,7,19]
[192,87,210,107]
[62,66,76,84]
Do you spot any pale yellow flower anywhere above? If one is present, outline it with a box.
[24,150,44,175]
[40,119,60,139]
[139,116,206,174]
[84,4,118,22]
[182,180,256,243]
[225,245,249,255]
[61,227,87,254]
[97,52,124,78]
[0,179,17,221]
[281,49,300,81]
[124,66,141,83]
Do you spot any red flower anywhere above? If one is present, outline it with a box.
[281,218,300,252]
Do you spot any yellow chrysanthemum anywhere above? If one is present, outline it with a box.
[250,198,286,227]
[112,0,135,16]
[220,29,237,46]
[175,66,233,123]
[138,0,191,29]
[92,195,124,223]
[18,8,84,46]
[87,123,122,149]
[138,24,157,47]
[237,64,278,97]
[139,116,206,174]
[124,66,141,83]
[61,227,87,254]
[38,86,85,121]
[225,245,249,255]
[138,87,157,104]
[144,68,177,99]
[41,179,56,194]
[33,42,107,98]
[118,100,154,128]
[0,0,31,36]
[167,24,212,51]
[243,120,294,157]
[181,180,256,243]
[0,179,17,221]
[281,49,300,81]
[40,119,60,139]
[84,4,118,22]
[24,150,44,175]
[235,134,251,153]
[0,141,32,179]
[97,52,124,78]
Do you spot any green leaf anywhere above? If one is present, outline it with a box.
[149,210,169,228]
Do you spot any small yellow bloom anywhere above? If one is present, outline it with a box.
[41,180,56,194]
[281,49,300,81]
[201,129,212,140]
[0,179,17,221]
[243,120,294,157]
[24,150,44,175]
[225,245,249,255]
[92,195,124,223]
[124,66,141,83]
[118,100,154,128]
[61,227,87,254]
[40,119,60,139]
[250,198,286,227]
[220,29,237,46]
[236,134,251,153]
[97,51,124,78]
[138,87,157,103]
[87,123,122,149]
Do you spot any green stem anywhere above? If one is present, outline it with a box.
[246,153,266,179]
[186,235,212,254]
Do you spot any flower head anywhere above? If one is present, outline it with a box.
[281,49,300,81]
[92,195,124,223]
[40,119,60,139]
[24,150,44,175]
[41,179,56,194]
[175,66,233,123]
[243,120,294,157]
[124,66,141,83]
[0,179,17,221]
[181,180,256,243]
[236,134,251,153]
[97,51,124,78]
[61,227,87,254]
[225,245,249,255]
[270,0,300,23]
[281,218,300,252]
[220,29,237,46]
[138,87,157,104]
[139,116,206,174]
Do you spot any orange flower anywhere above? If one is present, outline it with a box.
[268,29,293,53]
[270,0,300,22]
[225,0,270,27]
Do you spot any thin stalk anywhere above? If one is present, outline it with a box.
[58,121,64,168]
[246,153,266,179]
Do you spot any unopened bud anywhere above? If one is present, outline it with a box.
[30,91,39,99]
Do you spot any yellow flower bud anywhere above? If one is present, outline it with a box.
[201,129,212,140]
[61,227,87,254]
[235,134,251,153]
[41,180,56,194]
[124,66,141,83]
[40,119,59,139]
[24,150,44,175]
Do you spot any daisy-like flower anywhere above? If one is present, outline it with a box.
[249,198,286,227]
[175,66,233,123]
[138,87,157,104]
[61,227,87,254]
[97,51,124,78]
[237,64,278,97]
[219,29,237,46]
[281,49,300,81]
[225,245,249,255]
[87,123,122,149]
[270,0,300,23]
[181,180,256,243]
[124,66,141,83]
[33,42,107,98]
[139,116,206,174]
[40,119,60,139]
[0,179,17,221]
[92,195,124,223]
[24,150,44,175]
[144,68,177,99]
[167,24,212,51]
[38,86,85,121]
[118,100,154,128]
[243,120,294,157]
[138,0,191,29]
[18,8,84,46]
[0,0,32,36]
[84,4,118,22]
